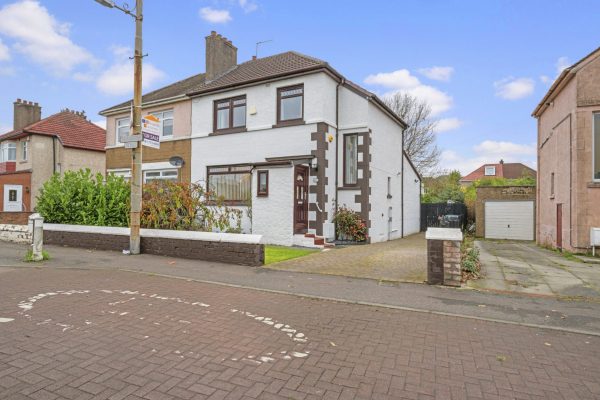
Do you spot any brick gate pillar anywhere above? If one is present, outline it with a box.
[425,228,463,287]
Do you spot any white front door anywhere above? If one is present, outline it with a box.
[3,184,23,212]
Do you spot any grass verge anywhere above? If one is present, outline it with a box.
[265,246,319,265]
[24,249,50,262]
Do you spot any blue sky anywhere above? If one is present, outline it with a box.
[0,0,597,174]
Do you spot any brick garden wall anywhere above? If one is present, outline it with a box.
[43,225,264,266]
[0,212,32,225]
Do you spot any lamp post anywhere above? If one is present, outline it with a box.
[94,0,143,254]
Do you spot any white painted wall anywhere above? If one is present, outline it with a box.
[252,166,294,245]
[403,155,421,235]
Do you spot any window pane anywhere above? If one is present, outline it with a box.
[258,172,268,194]
[595,114,600,180]
[233,105,246,128]
[163,110,173,119]
[162,118,173,136]
[217,108,230,130]
[280,96,302,121]
[209,172,251,201]
[7,144,16,161]
[345,135,358,185]
[281,88,303,97]
[233,98,246,106]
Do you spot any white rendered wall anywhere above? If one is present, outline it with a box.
[403,155,421,235]
[366,102,406,243]
[251,166,294,246]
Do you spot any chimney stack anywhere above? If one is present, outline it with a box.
[205,31,237,81]
[13,99,41,131]
[499,159,504,164]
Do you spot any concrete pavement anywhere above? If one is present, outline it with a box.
[1,267,600,399]
[2,242,600,336]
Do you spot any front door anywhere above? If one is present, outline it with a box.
[294,165,309,233]
[3,184,23,212]
[556,204,563,250]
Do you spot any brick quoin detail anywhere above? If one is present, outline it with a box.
[44,231,264,266]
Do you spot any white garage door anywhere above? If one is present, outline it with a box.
[485,201,534,240]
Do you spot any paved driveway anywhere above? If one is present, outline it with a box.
[266,233,426,283]
[1,267,600,399]
[470,241,600,299]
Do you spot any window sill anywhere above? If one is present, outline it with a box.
[549,195,555,200]
[205,200,248,206]
[257,193,268,198]
[209,127,247,136]
[272,119,305,129]
[587,182,600,188]
[338,186,360,191]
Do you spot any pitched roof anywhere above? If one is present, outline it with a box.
[187,51,331,95]
[460,162,535,182]
[0,111,106,152]
[532,46,600,117]
[99,51,408,128]
[100,73,206,115]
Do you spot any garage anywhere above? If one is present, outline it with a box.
[484,200,534,240]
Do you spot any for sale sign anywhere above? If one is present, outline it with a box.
[142,114,160,149]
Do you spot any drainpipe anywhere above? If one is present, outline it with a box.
[52,137,56,174]
[334,78,344,237]
[401,129,404,238]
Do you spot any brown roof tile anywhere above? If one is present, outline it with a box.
[460,162,536,182]
[0,111,106,152]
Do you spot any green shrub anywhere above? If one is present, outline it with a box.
[36,169,130,227]
[24,249,50,262]
[461,237,481,278]
[333,206,368,242]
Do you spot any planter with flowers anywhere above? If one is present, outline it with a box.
[332,206,368,244]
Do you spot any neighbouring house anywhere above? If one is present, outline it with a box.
[532,46,600,252]
[0,99,106,213]
[459,160,536,186]
[99,72,198,183]
[100,31,421,247]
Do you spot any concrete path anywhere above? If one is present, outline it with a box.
[2,241,600,336]
[2,268,599,399]
[470,241,600,299]
[268,233,426,283]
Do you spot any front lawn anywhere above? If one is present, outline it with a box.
[265,245,318,265]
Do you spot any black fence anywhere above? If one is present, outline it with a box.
[420,202,467,231]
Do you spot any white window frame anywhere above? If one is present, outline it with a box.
[484,166,496,176]
[0,142,16,162]
[21,141,28,161]
[109,169,131,182]
[594,113,600,182]
[151,109,174,138]
[115,117,130,145]
[143,169,178,183]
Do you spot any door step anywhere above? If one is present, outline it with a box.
[292,233,335,249]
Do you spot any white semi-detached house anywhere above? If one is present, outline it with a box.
[188,32,420,246]
[100,30,421,247]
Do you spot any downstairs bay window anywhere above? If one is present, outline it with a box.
[207,165,252,203]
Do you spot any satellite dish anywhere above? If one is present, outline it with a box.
[169,156,184,167]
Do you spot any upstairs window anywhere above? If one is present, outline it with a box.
[116,117,130,144]
[0,143,16,162]
[594,113,600,181]
[277,84,303,124]
[344,134,358,186]
[151,110,174,137]
[207,165,252,203]
[484,166,496,176]
[214,96,246,133]
[21,141,28,161]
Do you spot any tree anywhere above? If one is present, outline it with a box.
[421,170,464,203]
[383,92,440,175]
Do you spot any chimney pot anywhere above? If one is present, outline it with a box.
[252,55,257,60]
[13,98,41,131]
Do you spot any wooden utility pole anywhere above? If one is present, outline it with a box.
[130,0,143,254]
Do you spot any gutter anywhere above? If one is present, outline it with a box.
[99,94,188,116]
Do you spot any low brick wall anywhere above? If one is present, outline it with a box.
[0,212,32,225]
[0,224,31,244]
[43,224,264,266]
[425,228,462,287]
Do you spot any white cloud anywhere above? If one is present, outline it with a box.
[494,77,535,100]
[556,56,570,74]
[0,0,96,76]
[435,118,463,133]
[540,75,551,84]
[96,46,165,96]
[92,120,106,130]
[418,66,454,82]
[440,140,536,175]
[365,69,453,116]
[199,7,232,23]
[0,38,10,61]
[239,0,258,13]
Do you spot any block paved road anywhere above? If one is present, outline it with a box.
[0,268,599,400]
